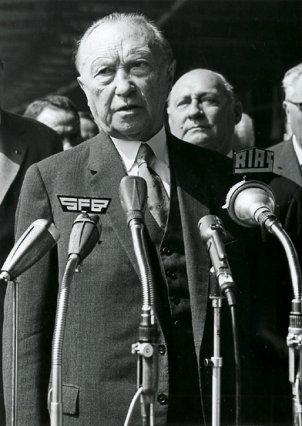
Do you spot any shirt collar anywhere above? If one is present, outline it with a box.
[111,127,168,172]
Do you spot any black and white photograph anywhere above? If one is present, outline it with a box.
[0,1,301,425]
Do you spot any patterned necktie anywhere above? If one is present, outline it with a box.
[136,143,169,231]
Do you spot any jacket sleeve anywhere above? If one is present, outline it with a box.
[3,163,59,425]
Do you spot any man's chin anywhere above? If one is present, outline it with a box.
[183,132,211,147]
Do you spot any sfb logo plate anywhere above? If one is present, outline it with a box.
[58,196,111,214]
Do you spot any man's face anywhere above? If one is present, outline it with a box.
[283,76,302,145]
[167,70,240,155]
[77,21,174,141]
[37,107,82,150]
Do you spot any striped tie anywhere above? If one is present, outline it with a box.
[136,143,169,231]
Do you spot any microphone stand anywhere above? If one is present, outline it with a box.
[260,212,302,426]
[49,255,78,426]
[205,269,224,426]
[126,221,158,426]
[119,176,158,426]
[49,211,100,426]
[0,273,17,426]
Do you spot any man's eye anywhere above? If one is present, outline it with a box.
[202,97,219,106]
[176,99,190,108]
[94,67,114,77]
[130,61,149,74]
[99,68,112,75]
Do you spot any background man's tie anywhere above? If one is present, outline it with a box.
[137,143,169,231]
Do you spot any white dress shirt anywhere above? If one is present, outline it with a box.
[292,134,302,166]
[111,127,171,195]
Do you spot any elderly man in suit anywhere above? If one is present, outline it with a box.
[270,63,302,185]
[166,68,242,157]
[2,13,297,426]
[0,59,61,423]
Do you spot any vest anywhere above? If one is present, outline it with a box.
[143,170,203,425]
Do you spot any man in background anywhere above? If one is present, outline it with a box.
[79,111,98,140]
[270,63,302,185]
[167,68,242,156]
[24,94,82,150]
[0,58,61,424]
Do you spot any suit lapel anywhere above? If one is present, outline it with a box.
[87,131,141,278]
[0,110,27,205]
[168,134,211,356]
[274,139,302,185]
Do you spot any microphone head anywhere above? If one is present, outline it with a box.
[119,176,147,225]
[1,219,60,281]
[198,215,225,243]
[68,212,101,262]
[223,180,275,227]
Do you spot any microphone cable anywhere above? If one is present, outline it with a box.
[123,387,144,426]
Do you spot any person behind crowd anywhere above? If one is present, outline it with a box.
[79,110,98,140]
[0,58,61,424]
[270,63,302,185]
[232,112,255,152]
[24,94,82,150]
[166,68,242,156]
[3,13,301,426]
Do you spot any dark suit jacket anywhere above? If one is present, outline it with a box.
[2,130,298,425]
[269,138,302,186]
[0,109,61,424]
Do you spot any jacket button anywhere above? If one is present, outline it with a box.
[158,344,166,355]
[157,393,168,405]
[161,246,172,256]
[166,269,176,279]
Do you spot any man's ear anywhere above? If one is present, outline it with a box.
[282,101,292,125]
[77,76,85,91]
[234,100,243,125]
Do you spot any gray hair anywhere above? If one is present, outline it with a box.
[75,12,173,73]
[282,63,302,96]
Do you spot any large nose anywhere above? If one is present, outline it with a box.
[114,68,135,97]
[188,99,203,119]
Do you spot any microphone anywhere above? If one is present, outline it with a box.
[68,212,101,263]
[223,179,277,229]
[0,219,60,282]
[119,176,158,426]
[198,215,236,306]
[119,175,147,226]
[50,212,101,426]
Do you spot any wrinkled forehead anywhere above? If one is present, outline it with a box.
[170,71,228,103]
[286,75,302,102]
[78,21,155,71]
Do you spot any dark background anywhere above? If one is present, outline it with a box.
[0,0,301,148]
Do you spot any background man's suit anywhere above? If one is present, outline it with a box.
[3,130,298,425]
[270,138,302,186]
[0,109,61,423]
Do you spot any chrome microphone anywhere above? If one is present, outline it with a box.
[68,212,101,263]
[119,175,147,226]
[223,179,277,229]
[0,219,60,282]
[119,176,158,426]
[198,215,236,306]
